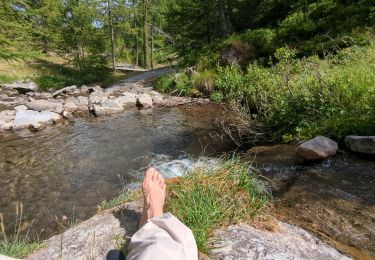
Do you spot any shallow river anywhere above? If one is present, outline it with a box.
[0,104,232,239]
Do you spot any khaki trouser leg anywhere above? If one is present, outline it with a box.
[126,213,198,260]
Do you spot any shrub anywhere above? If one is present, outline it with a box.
[34,75,76,90]
[193,70,215,96]
[155,74,175,93]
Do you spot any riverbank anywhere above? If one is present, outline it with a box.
[0,67,210,135]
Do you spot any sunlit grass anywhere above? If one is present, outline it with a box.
[0,204,43,258]
[166,158,270,253]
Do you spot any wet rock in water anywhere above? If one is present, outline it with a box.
[0,110,16,130]
[2,81,38,94]
[89,91,108,105]
[13,110,62,129]
[296,136,338,162]
[80,85,89,94]
[34,92,53,99]
[52,85,77,98]
[150,91,164,105]
[345,136,375,154]
[136,94,153,108]
[92,99,124,116]
[88,85,103,93]
[211,222,351,260]
[27,201,141,260]
[26,99,63,114]
[114,92,137,108]
[77,96,89,106]
[14,105,28,111]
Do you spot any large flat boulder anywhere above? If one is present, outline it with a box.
[92,99,124,116]
[27,201,141,260]
[26,99,63,114]
[2,81,38,94]
[211,222,351,260]
[13,110,62,129]
[296,136,338,162]
[114,92,137,108]
[345,136,375,154]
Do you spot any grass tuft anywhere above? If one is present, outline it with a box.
[99,190,142,211]
[0,204,43,258]
[166,158,270,253]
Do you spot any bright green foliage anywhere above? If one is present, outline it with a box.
[0,0,35,60]
[166,158,270,252]
[0,240,42,258]
[214,39,375,141]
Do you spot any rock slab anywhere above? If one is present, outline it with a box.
[345,136,375,154]
[211,222,351,260]
[13,110,62,129]
[296,136,338,161]
[27,202,141,260]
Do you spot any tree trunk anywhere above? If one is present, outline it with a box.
[143,0,149,69]
[108,0,116,72]
[151,25,154,69]
[206,1,211,44]
[218,0,228,37]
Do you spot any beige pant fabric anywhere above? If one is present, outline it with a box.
[126,213,198,260]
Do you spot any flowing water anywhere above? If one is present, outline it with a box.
[1,101,374,259]
[0,104,232,239]
[245,145,375,259]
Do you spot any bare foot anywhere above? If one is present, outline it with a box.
[139,167,166,227]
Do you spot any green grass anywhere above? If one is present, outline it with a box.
[0,206,43,258]
[0,240,42,258]
[166,158,270,253]
[99,190,142,211]
[0,74,20,84]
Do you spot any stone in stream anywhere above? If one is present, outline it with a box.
[52,85,77,98]
[13,110,62,129]
[150,91,164,105]
[2,81,38,94]
[26,99,63,114]
[136,94,153,108]
[345,136,375,154]
[211,222,351,260]
[92,99,124,116]
[14,105,28,111]
[0,110,16,130]
[89,91,108,105]
[114,92,137,108]
[296,136,338,162]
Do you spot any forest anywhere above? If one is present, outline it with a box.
[1,0,374,141]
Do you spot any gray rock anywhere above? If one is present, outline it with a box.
[13,110,62,129]
[80,85,89,94]
[0,110,16,130]
[92,99,124,116]
[345,136,375,154]
[14,105,28,111]
[34,92,53,99]
[3,81,38,94]
[26,99,63,114]
[89,91,108,105]
[27,201,141,260]
[296,136,338,161]
[77,96,89,106]
[136,94,153,108]
[89,85,103,93]
[211,222,351,260]
[52,85,77,98]
[150,91,164,105]
[114,92,137,108]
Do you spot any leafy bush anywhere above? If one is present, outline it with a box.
[193,70,215,96]
[214,38,375,141]
[155,74,175,93]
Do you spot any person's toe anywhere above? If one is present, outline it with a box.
[145,167,155,180]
